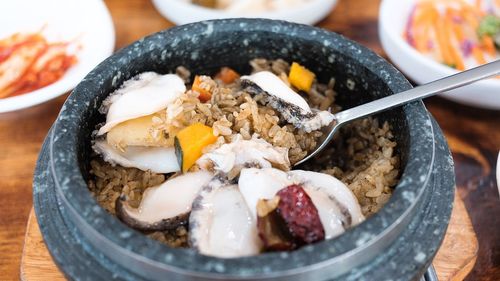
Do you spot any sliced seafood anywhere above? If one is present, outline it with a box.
[189,176,261,258]
[241,71,311,111]
[196,134,290,174]
[238,167,290,222]
[98,72,186,135]
[240,71,334,132]
[116,171,213,231]
[238,167,364,240]
[93,140,180,174]
[289,170,365,238]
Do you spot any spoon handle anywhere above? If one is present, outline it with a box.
[334,59,500,125]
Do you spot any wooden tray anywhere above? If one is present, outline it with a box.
[20,193,477,281]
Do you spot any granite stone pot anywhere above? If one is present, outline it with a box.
[33,19,455,281]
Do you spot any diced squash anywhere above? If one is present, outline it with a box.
[192,75,212,102]
[288,62,315,93]
[174,123,217,172]
[216,67,240,84]
[107,114,168,149]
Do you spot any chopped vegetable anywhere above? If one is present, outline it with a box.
[445,12,465,70]
[192,75,212,102]
[174,123,217,173]
[482,35,497,55]
[477,15,500,38]
[216,67,240,84]
[435,16,455,67]
[288,62,315,93]
[472,46,486,64]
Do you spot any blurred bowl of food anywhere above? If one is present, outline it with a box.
[0,0,114,113]
[379,0,500,110]
[151,0,338,25]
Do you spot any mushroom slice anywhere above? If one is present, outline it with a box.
[98,72,186,135]
[189,176,261,258]
[93,140,180,174]
[288,170,365,239]
[240,71,334,132]
[238,167,364,240]
[116,171,213,231]
[196,134,290,174]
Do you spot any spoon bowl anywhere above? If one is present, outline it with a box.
[296,59,500,166]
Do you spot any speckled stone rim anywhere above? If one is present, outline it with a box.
[48,19,435,279]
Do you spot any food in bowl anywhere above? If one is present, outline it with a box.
[0,29,78,98]
[404,0,499,71]
[88,59,399,258]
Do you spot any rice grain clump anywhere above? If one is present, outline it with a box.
[88,58,399,246]
[316,118,399,216]
[155,59,328,164]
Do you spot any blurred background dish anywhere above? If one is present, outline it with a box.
[497,152,500,197]
[151,0,338,25]
[0,0,115,113]
[379,0,500,110]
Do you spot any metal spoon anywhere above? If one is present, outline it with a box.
[295,59,500,166]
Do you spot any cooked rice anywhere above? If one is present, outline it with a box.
[88,58,399,247]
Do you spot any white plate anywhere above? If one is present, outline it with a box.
[497,152,500,197]
[0,0,115,113]
[379,0,500,110]
[151,0,338,25]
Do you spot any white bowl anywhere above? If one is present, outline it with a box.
[379,0,500,110]
[0,0,115,113]
[151,0,338,25]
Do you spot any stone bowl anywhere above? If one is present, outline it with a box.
[33,19,455,280]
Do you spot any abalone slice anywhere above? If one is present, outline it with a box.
[238,167,290,222]
[241,71,311,111]
[196,134,290,174]
[240,71,334,132]
[93,140,180,174]
[116,171,213,231]
[289,170,365,238]
[98,72,186,135]
[238,167,365,240]
[189,176,261,258]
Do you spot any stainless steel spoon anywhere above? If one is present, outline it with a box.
[295,59,500,166]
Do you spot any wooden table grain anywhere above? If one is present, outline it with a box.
[1,0,498,280]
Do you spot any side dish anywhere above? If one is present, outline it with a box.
[89,59,399,258]
[405,0,499,71]
[0,30,78,98]
[191,0,314,13]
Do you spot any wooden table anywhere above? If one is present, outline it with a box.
[1,0,499,280]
